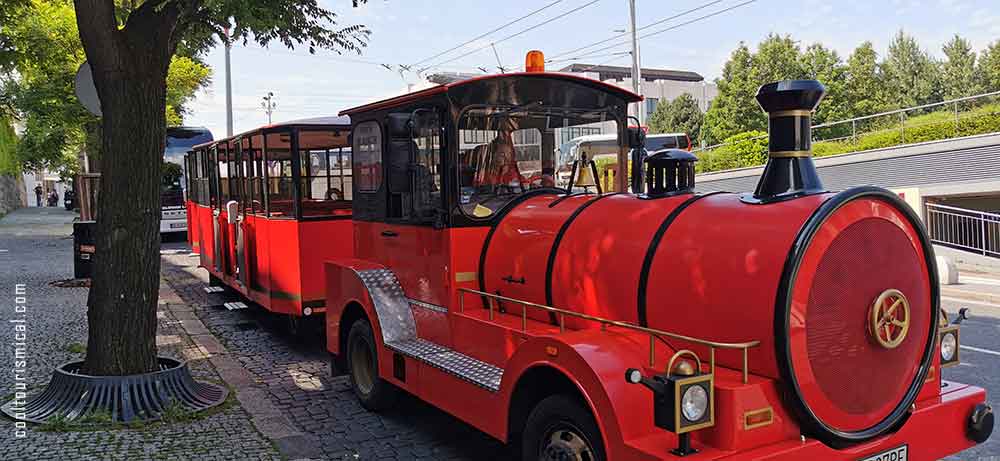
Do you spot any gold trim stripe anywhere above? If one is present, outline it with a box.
[455,271,477,283]
[769,150,812,158]
[769,109,813,117]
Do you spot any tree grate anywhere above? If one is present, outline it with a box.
[0,357,227,424]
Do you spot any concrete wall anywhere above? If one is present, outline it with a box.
[0,174,24,216]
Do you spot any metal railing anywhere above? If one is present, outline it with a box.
[926,203,1000,257]
[694,90,1000,156]
[457,287,760,383]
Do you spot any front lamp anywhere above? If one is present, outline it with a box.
[681,384,709,422]
[940,325,960,368]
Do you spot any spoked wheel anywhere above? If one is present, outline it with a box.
[346,319,397,411]
[522,395,605,461]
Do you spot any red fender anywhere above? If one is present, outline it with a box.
[500,330,663,461]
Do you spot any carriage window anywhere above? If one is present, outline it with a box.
[458,105,616,219]
[243,135,265,215]
[217,144,230,204]
[299,128,351,218]
[353,121,382,193]
[412,110,442,223]
[265,131,295,218]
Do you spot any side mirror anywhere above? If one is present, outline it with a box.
[627,126,646,150]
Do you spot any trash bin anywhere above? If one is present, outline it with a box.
[73,221,96,279]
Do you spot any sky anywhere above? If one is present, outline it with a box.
[185,0,1000,138]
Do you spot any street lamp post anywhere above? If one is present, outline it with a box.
[628,0,643,125]
[261,92,276,125]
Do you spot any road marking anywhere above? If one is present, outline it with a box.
[961,345,1000,357]
[0,249,8,253]
[941,296,1000,309]
[960,275,1000,286]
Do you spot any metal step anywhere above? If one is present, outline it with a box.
[224,302,248,311]
[386,338,503,392]
[203,286,225,293]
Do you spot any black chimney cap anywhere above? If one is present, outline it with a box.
[756,80,826,113]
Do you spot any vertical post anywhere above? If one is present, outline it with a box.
[224,26,234,137]
[982,216,988,256]
[899,112,905,144]
[648,335,655,367]
[628,0,642,125]
[955,101,960,136]
[522,303,527,332]
[459,291,465,313]
[710,348,715,376]
[559,314,565,333]
[742,349,749,384]
[852,120,857,145]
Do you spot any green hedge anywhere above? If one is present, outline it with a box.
[698,104,1000,173]
[0,117,17,175]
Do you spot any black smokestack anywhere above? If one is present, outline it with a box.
[746,80,827,204]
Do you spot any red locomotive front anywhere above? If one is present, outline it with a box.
[323,55,993,460]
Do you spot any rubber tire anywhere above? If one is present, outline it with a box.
[520,394,606,461]
[346,319,398,411]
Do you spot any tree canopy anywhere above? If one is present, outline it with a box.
[701,30,996,146]
[0,0,213,175]
[648,92,703,141]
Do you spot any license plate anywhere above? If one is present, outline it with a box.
[860,445,907,461]
[170,223,186,229]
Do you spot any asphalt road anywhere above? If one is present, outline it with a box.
[941,295,1000,459]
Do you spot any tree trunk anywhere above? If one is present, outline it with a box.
[73,0,181,376]
[82,67,167,375]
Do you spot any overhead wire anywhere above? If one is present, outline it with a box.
[548,0,759,67]
[416,0,603,75]
[407,0,565,68]
[546,0,726,61]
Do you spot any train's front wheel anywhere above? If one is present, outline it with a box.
[346,319,397,411]
[521,394,605,461]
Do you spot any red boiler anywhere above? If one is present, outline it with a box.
[482,80,937,446]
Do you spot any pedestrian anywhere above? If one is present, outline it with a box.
[34,184,43,207]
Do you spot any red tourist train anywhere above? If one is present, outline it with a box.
[185,53,993,460]
[185,117,354,330]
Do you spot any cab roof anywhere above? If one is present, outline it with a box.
[339,72,643,116]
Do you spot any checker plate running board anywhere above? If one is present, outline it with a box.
[224,302,248,311]
[204,286,225,293]
[386,338,503,392]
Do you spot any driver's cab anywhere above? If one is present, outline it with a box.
[340,64,642,333]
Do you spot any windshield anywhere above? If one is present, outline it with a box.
[458,105,618,218]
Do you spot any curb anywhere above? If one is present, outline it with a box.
[940,286,1000,305]
[159,276,322,460]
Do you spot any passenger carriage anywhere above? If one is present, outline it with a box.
[184,116,354,328]
[321,53,992,460]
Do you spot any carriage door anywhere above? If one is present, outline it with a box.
[211,144,227,275]
[233,137,253,288]
[381,110,450,342]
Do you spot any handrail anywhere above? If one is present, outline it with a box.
[457,287,760,383]
[927,202,1000,219]
[693,89,1000,154]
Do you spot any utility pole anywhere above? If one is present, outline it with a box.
[628,0,643,125]
[261,92,276,125]
[224,25,234,137]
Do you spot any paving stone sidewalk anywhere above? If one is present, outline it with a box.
[159,244,509,461]
[0,208,279,460]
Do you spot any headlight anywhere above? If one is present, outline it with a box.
[681,385,708,422]
[941,331,957,361]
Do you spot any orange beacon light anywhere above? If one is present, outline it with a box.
[525,50,545,73]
